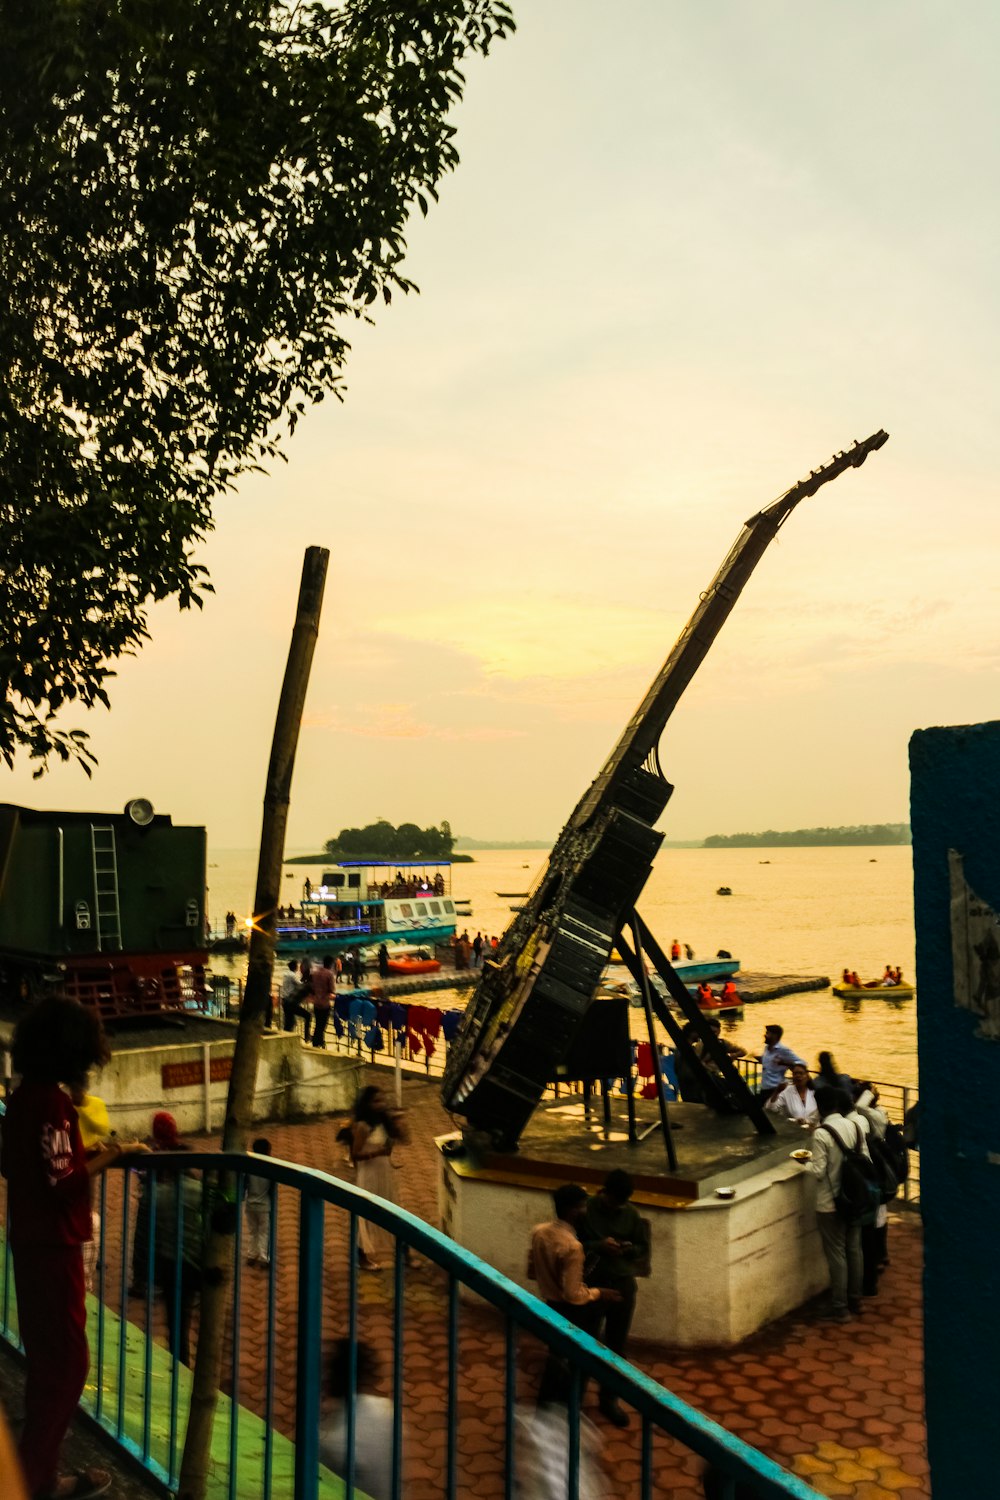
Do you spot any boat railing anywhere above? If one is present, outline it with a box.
[0,1148,823,1500]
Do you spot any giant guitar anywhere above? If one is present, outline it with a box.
[442,432,889,1149]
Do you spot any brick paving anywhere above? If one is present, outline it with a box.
[162,1068,927,1500]
[23,1067,927,1499]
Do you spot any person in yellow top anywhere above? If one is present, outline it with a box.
[67,1086,113,1293]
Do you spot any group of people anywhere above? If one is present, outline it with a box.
[378,872,446,898]
[528,1171,651,1430]
[758,1023,906,1321]
[453,929,500,969]
[840,965,906,988]
[669,939,696,961]
[280,952,370,1045]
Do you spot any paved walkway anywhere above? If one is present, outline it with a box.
[69,1066,927,1500]
[164,1069,928,1500]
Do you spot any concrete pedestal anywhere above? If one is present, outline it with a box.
[438,1095,828,1347]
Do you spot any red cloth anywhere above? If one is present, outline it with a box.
[13,1243,89,1493]
[408,1005,442,1058]
[1,1082,91,1247]
[636,1042,660,1098]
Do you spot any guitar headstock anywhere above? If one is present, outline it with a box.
[789,430,889,501]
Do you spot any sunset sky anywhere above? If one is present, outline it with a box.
[7,1,998,849]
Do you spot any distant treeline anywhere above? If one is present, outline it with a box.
[702,824,911,848]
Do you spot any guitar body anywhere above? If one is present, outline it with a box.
[446,765,668,1149]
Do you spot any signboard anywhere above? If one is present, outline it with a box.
[161,1056,233,1090]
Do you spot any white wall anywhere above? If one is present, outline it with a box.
[439,1149,828,1348]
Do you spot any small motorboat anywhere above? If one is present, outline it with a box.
[716,886,733,896]
[386,957,442,976]
[496,891,529,898]
[833,981,914,1000]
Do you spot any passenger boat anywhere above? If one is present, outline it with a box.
[608,954,740,983]
[833,981,915,1000]
[275,860,458,956]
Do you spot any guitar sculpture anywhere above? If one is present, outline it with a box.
[442,432,889,1149]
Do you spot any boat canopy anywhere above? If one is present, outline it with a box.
[336,859,452,868]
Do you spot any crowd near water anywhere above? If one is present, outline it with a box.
[209,843,919,1086]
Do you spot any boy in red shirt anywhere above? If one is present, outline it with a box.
[1,998,146,1499]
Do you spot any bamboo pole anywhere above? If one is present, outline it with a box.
[177,546,329,1500]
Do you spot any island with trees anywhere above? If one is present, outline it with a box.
[702,823,911,847]
[288,819,472,863]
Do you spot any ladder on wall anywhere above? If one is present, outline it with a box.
[90,825,123,953]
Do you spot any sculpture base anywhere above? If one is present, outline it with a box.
[438,1093,827,1347]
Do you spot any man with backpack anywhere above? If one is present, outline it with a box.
[852,1082,907,1295]
[807,1086,876,1321]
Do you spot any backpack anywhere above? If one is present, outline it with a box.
[865,1131,900,1204]
[819,1123,881,1226]
[881,1120,910,1183]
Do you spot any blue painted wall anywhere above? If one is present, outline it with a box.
[910,720,1000,1499]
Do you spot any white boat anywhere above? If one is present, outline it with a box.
[276,860,457,955]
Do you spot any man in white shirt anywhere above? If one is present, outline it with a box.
[757,1024,805,1098]
[807,1086,870,1321]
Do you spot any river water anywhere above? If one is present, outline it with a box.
[207,843,917,1088]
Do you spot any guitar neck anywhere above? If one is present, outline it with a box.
[572,431,888,828]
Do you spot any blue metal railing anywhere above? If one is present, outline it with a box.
[0,1149,822,1500]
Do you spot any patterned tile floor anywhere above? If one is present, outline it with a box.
[82,1067,927,1499]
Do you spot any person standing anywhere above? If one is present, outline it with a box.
[851,1083,890,1295]
[311,954,335,1047]
[378,943,390,979]
[280,959,312,1041]
[528,1184,621,1408]
[244,1138,273,1268]
[319,1339,398,1500]
[1,998,147,1500]
[472,932,483,968]
[807,1086,870,1321]
[349,1086,409,1271]
[757,1024,805,1099]
[766,1063,818,1124]
[581,1171,650,1428]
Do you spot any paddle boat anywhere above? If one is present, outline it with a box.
[834,980,915,1000]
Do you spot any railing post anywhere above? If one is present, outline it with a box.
[294,1192,323,1500]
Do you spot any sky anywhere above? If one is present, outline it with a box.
[6,1,999,848]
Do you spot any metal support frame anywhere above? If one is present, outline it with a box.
[616,912,776,1136]
[627,914,678,1170]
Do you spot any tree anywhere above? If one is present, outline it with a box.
[0,0,514,772]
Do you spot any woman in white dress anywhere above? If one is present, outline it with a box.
[350,1086,408,1271]
[766,1062,818,1124]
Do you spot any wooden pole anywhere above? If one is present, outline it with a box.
[177,546,329,1500]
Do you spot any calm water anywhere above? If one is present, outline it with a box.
[207,843,917,1087]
